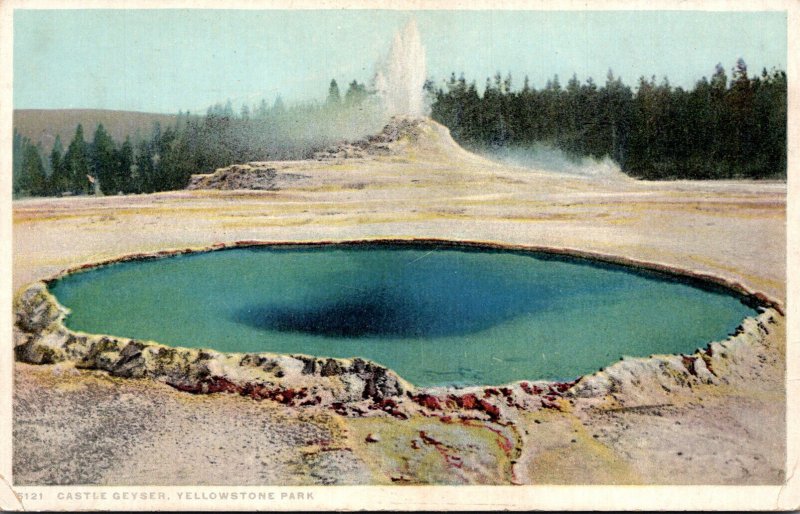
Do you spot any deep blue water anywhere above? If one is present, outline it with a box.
[49,244,756,386]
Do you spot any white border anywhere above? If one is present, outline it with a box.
[1,0,797,510]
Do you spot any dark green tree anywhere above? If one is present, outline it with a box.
[116,136,134,193]
[20,142,48,196]
[49,135,69,195]
[91,124,118,194]
[64,124,90,194]
[12,130,25,196]
[134,139,155,193]
[430,61,785,180]
[727,58,756,170]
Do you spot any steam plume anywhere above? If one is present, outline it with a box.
[374,19,428,117]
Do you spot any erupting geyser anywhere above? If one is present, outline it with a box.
[375,19,428,117]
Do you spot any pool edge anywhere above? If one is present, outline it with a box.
[38,237,784,313]
[12,238,785,423]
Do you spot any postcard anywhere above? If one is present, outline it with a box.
[1,0,797,510]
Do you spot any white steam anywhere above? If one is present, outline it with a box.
[486,144,626,180]
[374,19,428,117]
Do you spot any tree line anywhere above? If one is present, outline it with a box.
[12,79,379,197]
[430,59,786,179]
[12,61,787,197]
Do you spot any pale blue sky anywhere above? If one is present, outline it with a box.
[14,10,787,114]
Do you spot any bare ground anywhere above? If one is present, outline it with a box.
[11,120,786,485]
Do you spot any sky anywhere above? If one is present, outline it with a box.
[13,9,788,114]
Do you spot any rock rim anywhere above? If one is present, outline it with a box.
[13,238,783,422]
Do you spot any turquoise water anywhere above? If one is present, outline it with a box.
[49,244,757,387]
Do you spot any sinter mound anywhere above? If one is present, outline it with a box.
[186,116,493,190]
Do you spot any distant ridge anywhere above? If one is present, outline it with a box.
[13,109,179,152]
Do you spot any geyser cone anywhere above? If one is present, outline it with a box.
[376,19,428,117]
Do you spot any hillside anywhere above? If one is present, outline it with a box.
[13,109,179,152]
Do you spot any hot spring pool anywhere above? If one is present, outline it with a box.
[49,244,757,387]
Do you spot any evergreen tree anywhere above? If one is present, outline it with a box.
[727,58,756,169]
[327,79,341,106]
[65,124,90,194]
[134,139,155,193]
[49,135,69,195]
[256,99,269,118]
[344,80,368,106]
[116,137,134,193]
[430,61,785,180]
[91,124,118,194]
[602,70,633,166]
[160,128,196,190]
[12,130,25,196]
[12,64,784,199]
[21,142,48,196]
[223,100,234,117]
[272,95,286,114]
